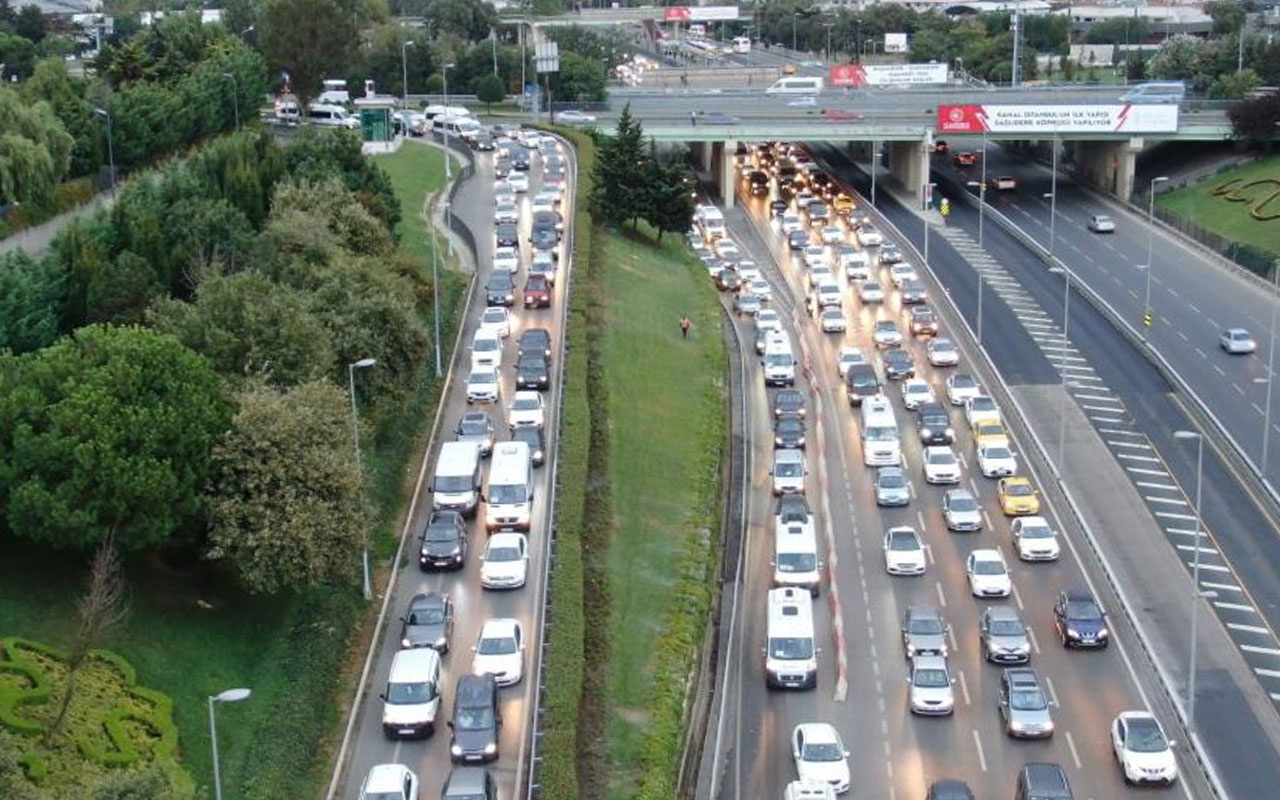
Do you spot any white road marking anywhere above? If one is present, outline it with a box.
[1110,441,1154,450]
[1135,481,1179,490]
[1065,731,1084,770]
[972,730,988,772]
[1215,602,1258,613]
[1116,453,1161,463]
[958,669,971,706]
[1044,674,1059,707]
[936,580,948,608]
[1155,511,1197,520]
[1246,646,1280,657]
[1256,667,1280,678]
[1229,623,1271,635]
[1090,416,1125,424]
[1028,627,1042,655]
[1202,581,1242,593]
[1102,428,1143,437]
[1189,562,1231,573]
[1175,544,1218,555]
[1145,496,1189,505]
[1011,582,1025,611]
[1126,467,1170,476]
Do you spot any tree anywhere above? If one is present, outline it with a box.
[207,380,366,593]
[21,58,102,180]
[13,3,42,43]
[259,0,351,108]
[0,251,63,354]
[1148,34,1203,80]
[0,31,35,78]
[643,148,694,242]
[1211,68,1260,99]
[553,51,606,102]
[591,105,647,227]
[1205,0,1246,36]
[271,177,394,258]
[423,0,495,41]
[45,537,128,745]
[0,86,72,207]
[1229,92,1280,144]
[0,324,232,552]
[474,72,505,111]
[1085,16,1149,45]
[283,128,400,232]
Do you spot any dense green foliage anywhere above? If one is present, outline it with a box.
[591,107,695,238]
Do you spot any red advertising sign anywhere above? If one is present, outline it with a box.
[937,103,1179,134]
[664,6,691,21]
[937,104,985,133]
[829,64,864,88]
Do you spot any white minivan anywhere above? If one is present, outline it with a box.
[774,515,821,596]
[763,339,797,387]
[380,647,441,738]
[307,103,359,129]
[765,587,818,689]
[860,395,902,466]
[766,77,824,95]
[431,441,482,518]
[484,441,534,533]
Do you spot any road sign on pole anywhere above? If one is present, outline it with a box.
[1143,310,1153,327]
[535,41,559,74]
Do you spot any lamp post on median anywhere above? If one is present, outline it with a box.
[93,106,115,195]
[208,688,251,800]
[924,181,937,266]
[402,40,415,109]
[966,176,988,344]
[222,72,240,128]
[1057,264,1073,470]
[823,22,834,65]
[1142,175,1170,338]
[1045,130,1058,257]
[1174,429,1204,730]
[1261,261,1280,474]
[348,357,377,600]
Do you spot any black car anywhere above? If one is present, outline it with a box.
[511,148,531,171]
[493,161,511,179]
[449,674,501,763]
[420,510,467,570]
[485,272,516,306]
[747,170,770,196]
[515,354,550,390]
[441,767,497,800]
[901,280,928,305]
[533,210,564,236]
[715,268,739,292]
[1053,590,1109,648]
[787,229,809,250]
[531,227,559,259]
[882,348,915,381]
[773,417,807,449]
[519,328,552,361]
[846,364,880,406]
[455,411,496,457]
[777,494,812,524]
[773,388,806,419]
[511,426,545,467]
[494,223,519,248]
[472,134,495,152]
[770,199,789,217]
[400,592,454,652]
[916,402,954,445]
[805,202,830,227]
[810,173,835,196]
[926,779,975,800]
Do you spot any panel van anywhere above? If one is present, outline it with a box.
[766,77,824,96]
[484,441,534,533]
[765,587,818,689]
[774,515,821,596]
[860,394,901,466]
[307,103,358,129]
[432,441,482,518]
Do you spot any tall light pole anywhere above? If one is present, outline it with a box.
[348,357,377,600]
[431,227,443,378]
[1239,14,1248,73]
[1261,261,1280,474]
[1143,175,1170,336]
[824,22,834,65]
[1045,130,1058,257]
[1011,0,1022,86]
[870,140,878,207]
[93,106,115,195]
[402,40,415,109]
[967,176,988,345]
[208,687,251,800]
[443,62,456,258]
[1058,266,1073,469]
[222,72,240,128]
[792,15,797,53]
[924,181,937,265]
[1174,429,1204,730]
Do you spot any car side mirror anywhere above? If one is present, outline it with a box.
[379,692,386,701]
[1168,740,1178,748]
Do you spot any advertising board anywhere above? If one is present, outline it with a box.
[664,5,739,21]
[936,104,1179,134]
[828,63,949,88]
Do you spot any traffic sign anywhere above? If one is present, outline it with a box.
[1143,311,1153,327]
[939,198,951,217]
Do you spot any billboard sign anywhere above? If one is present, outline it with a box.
[663,7,690,21]
[829,63,949,88]
[884,33,908,53]
[664,5,738,21]
[937,104,1179,134]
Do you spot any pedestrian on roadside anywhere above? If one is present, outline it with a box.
[680,316,692,339]
[690,110,697,126]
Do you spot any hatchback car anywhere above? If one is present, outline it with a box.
[787,229,810,250]
[908,655,955,716]
[998,476,1041,516]
[736,292,762,317]
[524,274,552,308]
[775,417,807,449]
[902,605,949,658]
[449,674,501,763]
[772,448,807,495]
[820,308,847,333]
[966,549,1011,597]
[999,668,1055,739]
[942,489,983,532]
[875,466,911,507]
[859,281,885,303]
[774,389,806,419]
[791,723,851,795]
[479,306,510,339]
[359,764,419,800]
[979,605,1031,664]
[900,280,928,306]
[1011,516,1061,561]
[1054,589,1109,648]
[883,527,926,576]
[494,222,520,248]
[485,273,516,307]
[927,338,959,367]
[923,446,961,485]
[492,247,519,274]
[519,328,552,360]
[472,618,524,686]
[873,320,903,348]
[455,411,495,457]
[878,245,903,265]
[509,426,545,468]
[400,591,453,652]
[916,402,954,445]
[882,349,914,381]
[1221,327,1257,354]
[480,532,529,589]
[1088,214,1116,233]
[1112,711,1178,785]
[515,354,550,390]
[977,444,1017,477]
[945,373,981,405]
[420,510,468,571]
[466,366,500,404]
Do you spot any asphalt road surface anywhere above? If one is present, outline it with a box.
[335,138,575,800]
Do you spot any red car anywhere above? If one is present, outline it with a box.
[934,140,949,153]
[822,108,862,121]
[953,151,977,167]
[524,274,552,308]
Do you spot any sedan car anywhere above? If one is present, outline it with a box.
[927,338,960,367]
[972,420,1010,450]
[787,229,811,250]
[917,402,954,445]
[953,151,978,167]
[493,246,519,275]
[479,307,511,339]
[966,549,1012,597]
[1087,214,1116,233]
[999,668,1055,739]
[820,308,847,333]
[907,307,938,337]
[923,446,961,484]
[942,489,983,532]
[1054,589,1109,648]
[856,225,883,247]
[902,605,949,658]
[358,764,419,800]
[524,274,552,308]
[908,655,955,716]
[964,396,1001,427]
[1011,516,1061,561]
[510,426,545,467]
[820,225,845,245]
[775,417,807,449]
[507,391,545,429]
[400,591,453,652]
[875,465,912,507]
[836,346,866,378]
[878,245,903,265]
[791,723,851,795]
[998,477,1041,516]
[775,389,806,418]
[420,510,468,571]
[515,354,550,391]
[485,273,516,306]
[979,605,1031,664]
[945,373,981,406]
[1221,327,1257,354]
[900,280,928,306]
[901,378,935,410]
[882,349,915,381]
[859,281,885,304]
[494,222,520,247]
[888,264,918,290]
[749,279,773,302]
[480,532,529,589]
[884,526,927,576]
[1112,711,1178,785]
[556,109,597,125]
[977,444,1018,478]
[505,171,529,192]
[735,292,762,317]
[873,320,903,348]
[455,411,495,457]
[466,366,501,404]
[493,202,519,225]
[472,618,524,686]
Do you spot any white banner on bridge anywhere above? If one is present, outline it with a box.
[936,103,1179,134]
[862,63,949,86]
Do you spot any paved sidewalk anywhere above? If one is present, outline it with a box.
[0,193,114,257]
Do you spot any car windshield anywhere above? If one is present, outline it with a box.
[765,353,792,367]
[488,276,512,290]
[519,357,547,371]
[459,418,488,435]
[470,371,495,385]
[456,706,495,731]
[879,473,905,489]
[1127,719,1168,752]
[949,495,978,512]
[489,484,526,504]
[875,322,895,332]
[1020,524,1052,539]
[513,397,539,411]
[972,398,995,411]
[408,606,445,625]
[425,523,458,543]
[483,308,505,322]
[474,339,499,352]
[863,283,879,292]
[1067,601,1102,620]
[1006,483,1033,497]
[822,310,841,320]
[984,447,1012,459]
[776,461,803,477]
[889,533,918,550]
[914,668,949,688]
[477,635,517,655]
[386,680,435,704]
[866,426,897,442]
[929,452,955,465]
[777,552,818,572]
[974,559,1004,575]
[802,742,845,762]
[988,617,1025,636]
[932,340,955,351]
[908,617,943,635]
[1010,688,1047,711]
[769,636,815,659]
[952,376,975,389]
[435,475,472,493]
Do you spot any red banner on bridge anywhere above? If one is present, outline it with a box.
[663,6,691,21]
[937,103,1179,134]
[829,64,864,88]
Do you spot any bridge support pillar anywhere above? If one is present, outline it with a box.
[714,139,736,210]
[690,141,713,174]
[886,138,930,208]
[1073,138,1142,201]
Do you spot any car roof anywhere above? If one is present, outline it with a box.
[1062,589,1096,603]
[985,604,1021,621]
[795,722,839,742]
[480,617,520,637]
[907,604,943,620]
[364,763,411,793]
[971,548,1003,561]
[912,654,947,669]
[409,591,446,611]
[455,672,497,704]
[443,766,490,794]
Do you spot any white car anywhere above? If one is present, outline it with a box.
[859,281,884,303]
[781,213,805,235]
[883,526,927,576]
[803,245,829,269]
[945,373,981,406]
[942,489,983,532]
[466,366,501,404]
[531,196,556,216]
[1011,516,1061,561]
[856,225,882,247]
[836,347,866,378]
[714,238,741,260]
[738,262,763,284]
[756,308,782,334]
[494,190,516,208]
[815,281,843,309]
[506,171,529,193]
[531,253,557,285]
[964,395,1001,427]
[923,446,961,484]
[471,330,503,370]
[966,549,1012,597]
[557,109,597,125]
[750,278,773,302]
[791,723,851,795]
[493,246,519,274]
[820,308,847,333]
[888,263,918,289]
[840,249,870,281]
[1220,327,1257,354]
[479,306,511,339]
[927,338,960,367]
[901,379,935,410]
[358,764,419,800]
[807,265,834,289]
[1088,214,1117,233]
[1111,711,1179,786]
[873,320,903,348]
[472,618,524,686]
[480,532,530,589]
[908,655,955,716]
[820,225,845,245]
[493,202,519,225]
[977,444,1018,478]
[507,391,545,428]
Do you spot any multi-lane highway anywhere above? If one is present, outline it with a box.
[331,134,575,799]
[700,151,1213,799]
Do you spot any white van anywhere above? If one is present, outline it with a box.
[766,77,824,96]
[381,648,442,738]
[484,441,534,533]
[764,587,818,689]
[424,104,473,121]
[317,79,350,105]
[762,338,796,387]
[774,514,821,596]
[431,441,482,517]
[307,103,358,129]
[436,114,481,141]
[733,36,751,54]
[860,395,901,466]
[699,207,726,241]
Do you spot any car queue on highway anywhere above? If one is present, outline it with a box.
[343,126,574,800]
[694,141,1190,800]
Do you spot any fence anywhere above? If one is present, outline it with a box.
[1151,204,1278,278]
[437,131,479,259]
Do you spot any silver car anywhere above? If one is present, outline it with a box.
[942,489,983,532]
[998,668,1055,738]
[875,466,911,507]
[978,606,1031,664]
[908,655,955,716]
[902,606,949,658]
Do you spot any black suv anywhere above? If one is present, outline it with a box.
[519,328,552,360]
[420,510,467,571]
[916,402,954,445]
[846,364,880,406]
[449,674,501,763]
[773,389,806,419]
[515,354,550,390]
[485,273,515,306]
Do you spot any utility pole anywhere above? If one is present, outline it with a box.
[1011,0,1022,86]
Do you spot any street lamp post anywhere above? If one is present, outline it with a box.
[443,62,456,258]
[1143,175,1170,336]
[924,181,937,265]
[870,140,878,207]
[93,107,115,194]
[348,357,377,600]
[1261,261,1280,473]
[1057,266,1072,470]
[1174,430,1204,729]
[1045,130,1058,256]
[966,177,989,344]
[824,22,834,65]
[792,15,797,53]
[402,40,415,109]
[208,688,251,800]
[222,72,239,128]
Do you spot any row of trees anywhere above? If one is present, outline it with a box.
[591,107,694,240]
[0,128,432,594]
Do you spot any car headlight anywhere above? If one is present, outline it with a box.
[505,294,514,301]
[920,428,931,438]
[774,436,783,445]
[451,744,463,756]
[401,638,412,648]
[1097,628,1109,639]
[1066,628,1082,640]
[945,428,954,437]
[484,742,498,754]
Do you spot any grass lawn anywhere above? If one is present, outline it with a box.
[1157,154,1280,257]
[599,226,725,797]
[377,140,459,265]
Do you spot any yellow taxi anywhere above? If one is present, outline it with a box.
[833,194,856,216]
[998,477,1041,516]
[783,62,798,75]
[972,420,1010,449]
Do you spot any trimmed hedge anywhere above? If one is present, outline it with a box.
[536,126,597,800]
